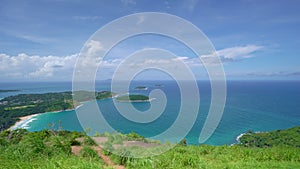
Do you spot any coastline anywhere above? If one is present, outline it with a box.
[235,131,264,144]
[235,133,245,143]
[8,104,84,131]
[9,114,40,130]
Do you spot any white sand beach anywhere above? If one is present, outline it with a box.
[8,114,39,130]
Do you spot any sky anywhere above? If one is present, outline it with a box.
[0,0,300,81]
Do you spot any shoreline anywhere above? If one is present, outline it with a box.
[9,114,40,130]
[236,133,245,142]
[234,131,264,145]
[8,104,84,130]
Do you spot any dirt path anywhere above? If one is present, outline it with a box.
[71,145,125,169]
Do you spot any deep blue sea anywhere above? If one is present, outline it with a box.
[1,80,300,145]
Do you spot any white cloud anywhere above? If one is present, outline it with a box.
[17,34,55,44]
[0,45,264,81]
[216,45,263,61]
[86,40,104,56]
[201,45,263,63]
[0,53,77,81]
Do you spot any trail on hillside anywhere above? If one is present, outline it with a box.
[71,145,125,169]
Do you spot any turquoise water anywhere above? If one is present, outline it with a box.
[1,81,300,145]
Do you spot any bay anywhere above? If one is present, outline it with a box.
[1,80,300,145]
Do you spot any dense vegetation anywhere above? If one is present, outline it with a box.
[0,127,299,169]
[0,91,115,131]
[96,91,116,100]
[0,129,106,169]
[116,95,150,102]
[239,126,300,148]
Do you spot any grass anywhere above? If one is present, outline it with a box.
[124,145,300,169]
[0,129,104,169]
[0,128,300,168]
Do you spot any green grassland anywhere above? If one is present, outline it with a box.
[0,127,299,169]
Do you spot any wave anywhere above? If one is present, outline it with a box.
[11,115,39,130]
[236,133,245,142]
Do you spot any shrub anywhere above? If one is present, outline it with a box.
[83,136,97,146]
[103,142,114,155]
[80,146,98,159]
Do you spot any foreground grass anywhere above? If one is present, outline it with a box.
[0,128,300,169]
[123,145,300,169]
[0,153,105,169]
[0,129,105,169]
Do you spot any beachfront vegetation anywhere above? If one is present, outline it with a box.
[0,127,300,168]
[116,94,150,102]
[0,91,115,131]
[239,126,300,148]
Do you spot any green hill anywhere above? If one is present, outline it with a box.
[239,126,300,148]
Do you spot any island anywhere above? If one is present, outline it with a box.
[0,89,21,93]
[134,86,148,90]
[116,94,150,102]
[154,84,163,87]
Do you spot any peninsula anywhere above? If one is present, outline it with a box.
[0,91,115,131]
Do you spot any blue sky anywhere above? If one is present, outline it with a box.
[0,0,299,81]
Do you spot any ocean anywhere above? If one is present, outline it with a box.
[1,80,300,145]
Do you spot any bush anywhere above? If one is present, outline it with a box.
[103,142,114,155]
[80,146,98,159]
[45,135,71,155]
[83,136,97,146]
[126,132,145,141]
[0,137,8,147]
[113,148,134,165]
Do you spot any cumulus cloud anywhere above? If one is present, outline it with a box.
[86,40,104,56]
[0,45,265,81]
[0,53,77,81]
